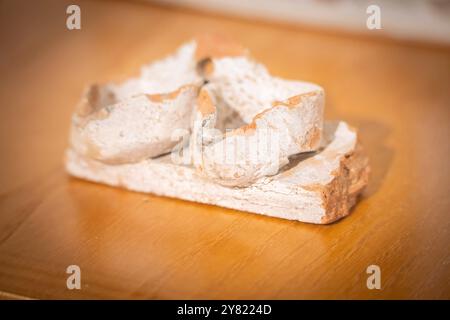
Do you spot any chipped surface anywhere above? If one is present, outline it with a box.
[66,121,369,224]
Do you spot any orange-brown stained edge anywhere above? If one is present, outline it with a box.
[196,87,216,116]
[228,90,323,137]
[146,84,198,103]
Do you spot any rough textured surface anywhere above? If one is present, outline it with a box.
[71,37,325,172]
[66,121,369,224]
[191,87,324,186]
[192,48,325,186]
[70,42,202,164]
[71,84,199,164]
[67,36,367,222]
[200,55,324,123]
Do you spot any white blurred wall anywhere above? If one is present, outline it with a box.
[148,0,450,45]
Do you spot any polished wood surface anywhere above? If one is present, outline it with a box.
[0,0,449,299]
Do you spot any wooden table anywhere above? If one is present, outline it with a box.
[0,0,449,299]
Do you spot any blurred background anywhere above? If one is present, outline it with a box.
[149,0,450,45]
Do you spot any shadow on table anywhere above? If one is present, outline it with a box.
[349,118,394,199]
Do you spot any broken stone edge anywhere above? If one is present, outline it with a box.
[65,121,370,224]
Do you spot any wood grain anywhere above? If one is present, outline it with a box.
[0,0,449,299]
